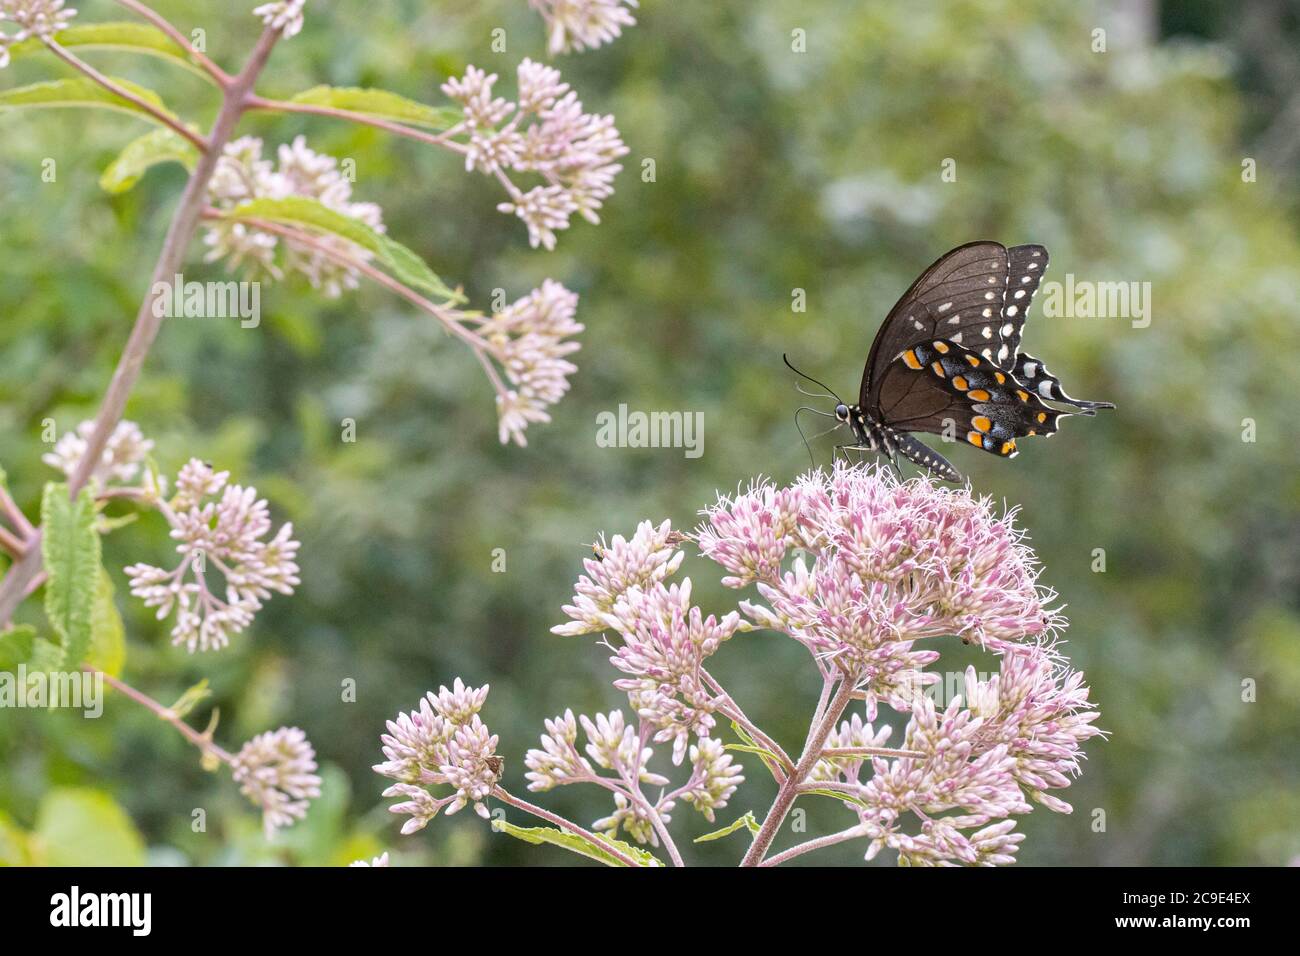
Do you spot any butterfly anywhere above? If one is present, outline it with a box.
[788,241,1114,482]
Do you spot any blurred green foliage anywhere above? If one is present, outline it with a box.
[1,0,1298,866]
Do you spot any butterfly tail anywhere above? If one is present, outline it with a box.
[1013,353,1115,415]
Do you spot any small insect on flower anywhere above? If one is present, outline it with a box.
[786,242,1114,482]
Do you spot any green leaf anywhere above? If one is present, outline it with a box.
[28,637,65,673]
[100,128,199,194]
[728,720,785,776]
[168,678,212,721]
[492,820,662,867]
[801,787,871,810]
[4,23,214,81]
[0,76,181,127]
[287,86,463,130]
[223,196,464,303]
[0,625,36,673]
[41,483,101,669]
[694,810,760,843]
[34,787,146,866]
[87,569,126,678]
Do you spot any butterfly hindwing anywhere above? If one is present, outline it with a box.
[1013,352,1116,413]
[876,338,1075,458]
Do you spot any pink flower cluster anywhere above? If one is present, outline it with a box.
[377,464,1099,866]
[814,651,1102,866]
[373,680,502,833]
[125,459,300,653]
[231,725,322,837]
[441,59,628,249]
[204,135,385,297]
[698,463,1057,712]
[479,279,583,446]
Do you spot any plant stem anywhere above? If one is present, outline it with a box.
[41,37,210,149]
[759,825,866,867]
[113,0,233,86]
[740,677,857,867]
[492,787,645,868]
[202,213,513,405]
[86,666,233,764]
[701,667,794,780]
[0,485,35,539]
[821,746,926,759]
[0,26,285,626]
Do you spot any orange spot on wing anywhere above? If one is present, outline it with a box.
[1000,440,1017,455]
[1016,389,1030,402]
[1036,412,1047,423]
[902,349,922,370]
[994,372,1006,384]
[965,355,981,367]
[933,341,950,354]
[952,376,969,391]
[931,362,946,377]
[968,389,991,401]
[972,416,992,433]
[967,432,985,448]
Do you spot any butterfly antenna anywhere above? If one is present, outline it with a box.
[794,407,845,467]
[783,354,844,406]
[794,381,838,402]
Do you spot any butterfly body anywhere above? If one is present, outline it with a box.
[800,241,1114,482]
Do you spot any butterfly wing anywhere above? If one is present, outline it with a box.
[997,244,1049,367]
[862,241,1020,408]
[874,338,1082,459]
[1013,352,1115,412]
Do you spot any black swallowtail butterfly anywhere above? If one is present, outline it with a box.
[789,241,1114,482]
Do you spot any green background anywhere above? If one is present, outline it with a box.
[2,0,1298,866]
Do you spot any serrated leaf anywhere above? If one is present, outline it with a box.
[100,128,199,194]
[87,568,126,678]
[4,23,214,81]
[694,810,761,843]
[34,787,146,866]
[492,819,662,867]
[41,483,101,669]
[288,86,463,130]
[0,625,36,673]
[0,76,181,126]
[223,196,464,303]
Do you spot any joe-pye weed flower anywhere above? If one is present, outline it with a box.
[374,463,1101,866]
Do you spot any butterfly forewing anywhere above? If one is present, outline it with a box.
[862,241,1013,407]
[996,244,1049,368]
